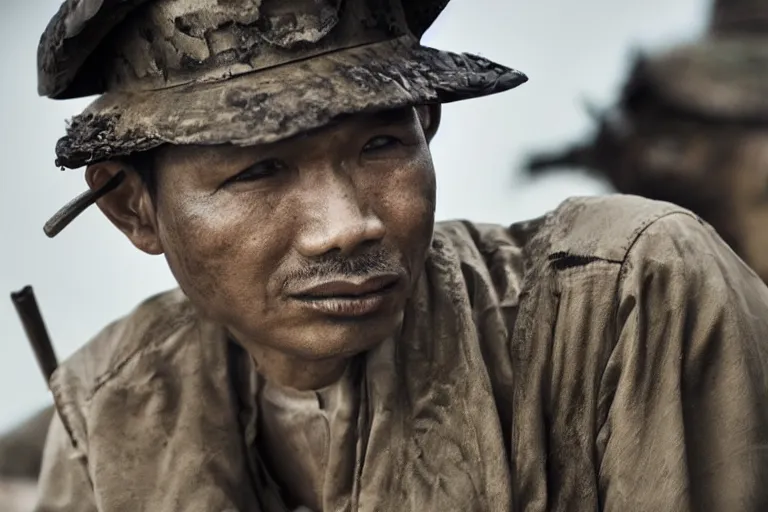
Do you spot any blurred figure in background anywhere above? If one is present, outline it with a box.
[0,407,52,479]
[526,0,768,281]
[0,407,53,509]
[0,480,38,511]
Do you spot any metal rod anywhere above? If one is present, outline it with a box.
[11,286,59,385]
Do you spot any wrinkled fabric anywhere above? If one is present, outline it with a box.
[257,364,356,511]
[34,195,768,511]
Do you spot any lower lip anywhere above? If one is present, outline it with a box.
[293,287,395,318]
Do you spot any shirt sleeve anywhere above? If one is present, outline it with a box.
[598,211,768,511]
[34,409,97,512]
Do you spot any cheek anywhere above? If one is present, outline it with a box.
[369,155,436,259]
[155,195,284,319]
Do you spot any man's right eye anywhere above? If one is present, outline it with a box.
[222,159,288,187]
[363,135,402,153]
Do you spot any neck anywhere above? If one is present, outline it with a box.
[244,343,350,391]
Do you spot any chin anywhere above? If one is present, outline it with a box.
[290,310,404,360]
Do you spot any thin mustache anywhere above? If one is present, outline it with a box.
[283,250,402,287]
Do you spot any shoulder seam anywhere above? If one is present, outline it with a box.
[619,209,701,265]
[89,307,198,398]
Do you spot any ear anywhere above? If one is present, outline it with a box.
[85,161,163,255]
[417,103,442,143]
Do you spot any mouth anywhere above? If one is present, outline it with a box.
[290,274,400,318]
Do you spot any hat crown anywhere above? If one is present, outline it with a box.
[100,0,403,94]
[709,0,768,36]
[39,0,449,99]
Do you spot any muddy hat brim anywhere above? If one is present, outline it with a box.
[57,36,526,169]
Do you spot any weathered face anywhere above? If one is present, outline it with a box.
[90,107,438,360]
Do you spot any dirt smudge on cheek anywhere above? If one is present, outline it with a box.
[160,197,242,306]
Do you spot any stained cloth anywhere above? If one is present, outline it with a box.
[34,195,768,511]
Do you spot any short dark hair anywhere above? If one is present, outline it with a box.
[123,148,159,199]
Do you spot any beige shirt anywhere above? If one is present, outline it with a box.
[257,368,353,512]
[33,196,768,512]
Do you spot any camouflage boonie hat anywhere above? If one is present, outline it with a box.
[40,0,527,171]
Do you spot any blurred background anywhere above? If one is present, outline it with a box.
[0,0,709,458]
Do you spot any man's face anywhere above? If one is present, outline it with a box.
[134,107,436,359]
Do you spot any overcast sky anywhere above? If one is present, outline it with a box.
[0,0,709,431]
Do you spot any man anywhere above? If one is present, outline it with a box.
[526,0,768,282]
[34,0,768,511]
[0,407,53,480]
[0,409,51,510]
[0,480,37,512]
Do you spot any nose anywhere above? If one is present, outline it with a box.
[295,173,386,258]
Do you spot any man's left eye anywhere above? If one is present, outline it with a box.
[363,136,401,153]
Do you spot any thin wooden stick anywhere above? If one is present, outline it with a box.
[10,286,59,385]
